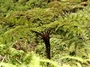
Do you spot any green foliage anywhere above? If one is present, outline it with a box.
[0,0,47,16]
[0,51,61,67]
[0,0,90,67]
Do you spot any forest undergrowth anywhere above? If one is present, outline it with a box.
[0,0,90,67]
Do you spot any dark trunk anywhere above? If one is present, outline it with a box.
[45,0,51,3]
[44,38,50,67]
[44,37,50,59]
[82,0,88,2]
[48,0,51,3]
[41,33,51,59]
[41,32,51,67]
[33,30,51,67]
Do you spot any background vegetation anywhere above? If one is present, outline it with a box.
[0,0,90,67]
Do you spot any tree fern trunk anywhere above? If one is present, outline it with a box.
[41,32,51,67]
[44,38,50,59]
[41,32,51,59]
[45,38,50,67]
